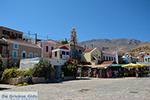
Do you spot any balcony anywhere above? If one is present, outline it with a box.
[61,55,70,59]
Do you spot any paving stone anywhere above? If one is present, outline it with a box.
[0,77,150,100]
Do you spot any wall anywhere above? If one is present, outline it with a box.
[41,41,56,58]
[0,26,23,40]
[9,42,41,59]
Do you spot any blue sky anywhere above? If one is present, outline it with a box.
[0,0,150,42]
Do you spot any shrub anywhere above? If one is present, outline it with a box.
[32,60,52,78]
[62,58,78,76]
[0,55,4,72]
[1,67,21,82]
[23,68,33,77]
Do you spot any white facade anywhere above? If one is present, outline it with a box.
[102,51,118,64]
[19,57,67,71]
[144,56,150,63]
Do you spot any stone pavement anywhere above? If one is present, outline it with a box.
[0,77,150,100]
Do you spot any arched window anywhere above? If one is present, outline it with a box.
[22,51,27,58]
[51,47,54,51]
[35,53,38,57]
[29,53,33,58]
[106,56,108,61]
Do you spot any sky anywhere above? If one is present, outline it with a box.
[0,0,150,42]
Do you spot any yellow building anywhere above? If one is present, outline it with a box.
[81,48,102,65]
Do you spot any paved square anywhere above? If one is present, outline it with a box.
[1,77,150,100]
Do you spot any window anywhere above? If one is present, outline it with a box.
[22,51,27,58]
[13,44,18,49]
[109,57,111,61]
[66,52,69,55]
[99,56,101,59]
[7,31,10,36]
[62,51,65,54]
[106,56,108,61]
[103,56,105,61]
[55,51,57,57]
[10,32,14,38]
[19,34,22,38]
[15,33,18,39]
[35,53,38,57]
[76,50,78,57]
[29,53,33,58]
[51,47,54,50]
[145,58,147,62]
[3,30,6,35]
[72,49,74,55]
[46,46,49,52]
[13,51,17,57]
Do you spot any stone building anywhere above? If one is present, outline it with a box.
[37,39,62,58]
[0,26,23,40]
[52,46,70,60]
[65,28,84,58]
[1,38,41,67]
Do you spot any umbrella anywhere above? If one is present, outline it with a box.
[136,63,148,67]
[122,63,140,68]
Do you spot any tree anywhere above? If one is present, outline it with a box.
[61,40,68,45]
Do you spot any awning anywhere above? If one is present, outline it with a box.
[122,63,140,68]
[78,64,109,69]
[96,64,110,68]
[136,63,148,67]
[107,64,125,68]
[92,55,101,60]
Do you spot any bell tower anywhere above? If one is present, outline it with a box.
[70,27,77,44]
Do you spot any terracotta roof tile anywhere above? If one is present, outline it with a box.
[53,46,69,50]
[101,61,115,65]
[4,39,40,48]
[83,48,95,53]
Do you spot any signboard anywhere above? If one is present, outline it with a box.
[77,68,82,73]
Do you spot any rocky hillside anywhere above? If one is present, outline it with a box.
[78,38,150,54]
[127,46,150,56]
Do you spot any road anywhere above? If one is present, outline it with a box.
[0,77,150,100]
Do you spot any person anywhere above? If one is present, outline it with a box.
[109,70,112,78]
[136,70,139,77]
[107,70,109,78]
[88,69,91,77]
[61,72,64,79]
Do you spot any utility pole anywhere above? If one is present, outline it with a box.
[73,36,76,58]
[28,31,30,37]
[35,33,37,44]
[47,35,48,40]
[27,32,37,44]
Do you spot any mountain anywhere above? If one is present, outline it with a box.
[127,45,150,56]
[78,38,150,54]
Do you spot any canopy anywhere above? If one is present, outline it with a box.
[108,64,125,68]
[122,63,141,68]
[136,63,148,67]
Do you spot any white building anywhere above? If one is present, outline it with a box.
[52,46,70,60]
[102,51,118,64]
[144,55,150,63]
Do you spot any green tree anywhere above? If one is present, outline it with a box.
[61,40,68,45]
